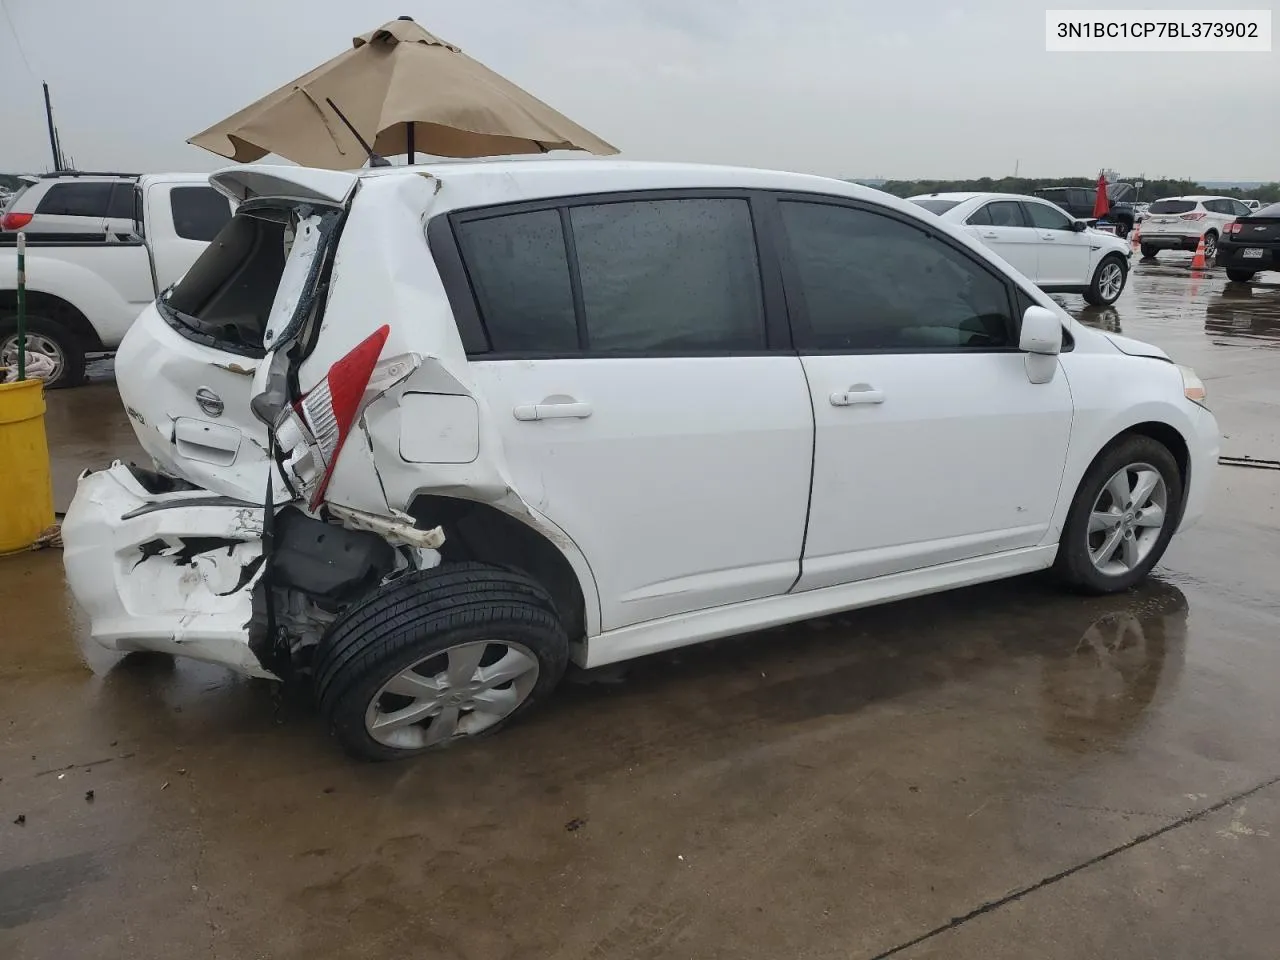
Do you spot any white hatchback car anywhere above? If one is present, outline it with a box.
[910,193,1133,306]
[1139,195,1254,261]
[63,161,1219,760]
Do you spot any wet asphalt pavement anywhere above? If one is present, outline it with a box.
[3,254,1279,959]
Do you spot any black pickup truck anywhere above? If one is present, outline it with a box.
[1033,183,1138,237]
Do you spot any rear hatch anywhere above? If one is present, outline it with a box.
[114,166,359,503]
[1144,199,1199,234]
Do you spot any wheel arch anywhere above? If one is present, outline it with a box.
[1076,420,1192,525]
[0,289,104,351]
[407,495,598,659]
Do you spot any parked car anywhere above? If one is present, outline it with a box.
[0,174,233,386]
[1,171,141,241]
[1138,196,1253,261]
[910,192,1132,306]
[1216,201,1280,283]
[1243,200,1261,213]
[1034,183,1139,237]
[62,160,1219,760]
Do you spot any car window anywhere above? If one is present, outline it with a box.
[1149,200,1196,215]
[569,198,765,353]
[34,181,113,218]
[1023,202,1073,230]
[1230,200,1252,217]
[106,183,136,221]
[170,187,233,242]
[912,198,963,215]
[779,200,1014,352]
[456,209,579,354]
[972,201,1025,228]
[966,204,992,226]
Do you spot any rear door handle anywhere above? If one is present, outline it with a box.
[513,401,593,422]
[981,231,999,239]
[830,384,885,407]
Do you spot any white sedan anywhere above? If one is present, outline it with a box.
[911,192,1132,306]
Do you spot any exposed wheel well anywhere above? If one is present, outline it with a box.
[407,496,588,643]
[0,290,104,351]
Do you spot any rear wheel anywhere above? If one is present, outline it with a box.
[1083,255,1127,306]
[1140,244,1160,260]
[1054,436,1183,594]
[1202,232,1218,262]
[0,314,86,388]
[314,562,569,761]
[1226,269,1257,284]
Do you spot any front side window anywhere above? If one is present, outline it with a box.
[35,181,113,218]
[1023,202,1073,230]
[780,200,1014,353]
[170,187,233,242]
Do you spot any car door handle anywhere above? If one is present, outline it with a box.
[513,401,593,421]
[980,231,999,239]
[1040,233,1057,241]
[830,385,885,407]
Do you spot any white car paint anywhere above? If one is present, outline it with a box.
[0,174,233,349]
[63,159,1219,678]
[1140,195,1253,252]
[909,191,1132,293]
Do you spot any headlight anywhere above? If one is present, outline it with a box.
[1178,364,1207,405]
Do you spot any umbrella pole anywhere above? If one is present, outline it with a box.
[406,122,415,165]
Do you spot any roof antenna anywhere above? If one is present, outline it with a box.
[325,96,391,168]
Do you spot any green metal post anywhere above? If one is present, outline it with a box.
[15,232,26,381]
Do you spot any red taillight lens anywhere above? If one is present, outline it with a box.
[1180,211,1207,221]
[297,325,390,509]
[1226,221,1242,234]
[1,212,33,230]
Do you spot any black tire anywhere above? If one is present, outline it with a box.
[1140,244,1159,260]
[1114,220,1132,239]
[1226,269,1256,284]
[1082,254,1128,306]
[1054,435,1184,595]
[1202,231,1218,264]
[314,562,569,761]
[0,314,86,388]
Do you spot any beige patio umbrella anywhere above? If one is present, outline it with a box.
[188,16,617,167]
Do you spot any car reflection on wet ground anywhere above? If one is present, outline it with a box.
[3,255,1279,959]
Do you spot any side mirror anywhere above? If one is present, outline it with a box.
[1070,219,1087,232]
[1020,305,1062,355]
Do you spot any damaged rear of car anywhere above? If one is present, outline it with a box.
[63,165,582,759]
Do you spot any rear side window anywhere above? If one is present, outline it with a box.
[453,196,766,355]
[911,198,962,215]
[968,201,1025,227]
[34,181,113,218]
[779,200,1014,352]
[170,187,233,242]
[455,210,578,353]
[1149,200,1196,214]
[106,183,136,221]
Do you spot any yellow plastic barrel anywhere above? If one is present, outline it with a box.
[0,378,55,554]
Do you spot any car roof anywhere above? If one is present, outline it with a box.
[909,191,1061,204]
[1156,195,1232,202]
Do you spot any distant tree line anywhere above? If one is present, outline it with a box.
[871,177,1280,204]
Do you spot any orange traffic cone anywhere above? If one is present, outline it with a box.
[1190,235,1208,269]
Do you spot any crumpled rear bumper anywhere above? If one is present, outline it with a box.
[61,462,276,679]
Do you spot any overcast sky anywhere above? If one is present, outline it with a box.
[1,0,1276,180]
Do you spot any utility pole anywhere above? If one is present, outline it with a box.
[42,82,64,171]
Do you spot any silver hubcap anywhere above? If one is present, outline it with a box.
[1088,463,1168,576]
[1,332,65,383]
[1098,262,1124,301]
[364,640,540,749]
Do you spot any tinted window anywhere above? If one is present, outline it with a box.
[912,198,963,215]
[1230,200,1252,217]
[780,201,1013,352]
[106,183,136,221]
[456,210,578,353]
[980,201,1025,227]
[1149,200,1196,214]
[34,181,112,218]
[966,204,992,226]
[170,187,233,242]
[569,198,765,353]
[1023,202,1073,230]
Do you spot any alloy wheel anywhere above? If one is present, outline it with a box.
[1087,463,1169,577]
[1098,262,1124,302]
[0,332,65,384]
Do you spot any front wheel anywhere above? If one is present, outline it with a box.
[314,562,569,761]
[1226,269,1256,284]
[1054,435,1184,594]
[1083,255,1128,306]
[0,314,86,388]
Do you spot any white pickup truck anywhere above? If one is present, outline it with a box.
[0,173,232,386]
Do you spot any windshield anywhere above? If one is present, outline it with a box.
[158,203,342,357]
[911,198,963,215]
[1149,200,1196,215]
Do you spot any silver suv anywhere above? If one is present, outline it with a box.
[1,172,139,240]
